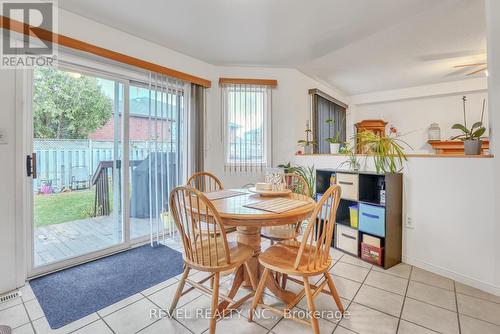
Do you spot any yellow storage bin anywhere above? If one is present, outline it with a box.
[349,205,359,228]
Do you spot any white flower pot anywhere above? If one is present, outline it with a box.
[330,143,340,154]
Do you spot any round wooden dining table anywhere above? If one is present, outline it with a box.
[208,189,316,311]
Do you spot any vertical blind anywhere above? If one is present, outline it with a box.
[129,72,188,245]
[310,91,347,154]
[221,83,272,173]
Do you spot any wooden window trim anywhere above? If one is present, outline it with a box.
[308,88,348,109]
[0,16,211,88]
[219,77,278,87]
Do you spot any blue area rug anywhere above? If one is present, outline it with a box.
[30,244,183,329]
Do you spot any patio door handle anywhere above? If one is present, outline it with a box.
[26,153,37,179]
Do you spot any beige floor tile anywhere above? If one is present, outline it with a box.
[457,293,500,325]
[173,295,212,334]
[11,323,35,334]
[339,254,373,269]
[32,313,99,334]
[354,284,404,317]
[0,304,30,328]
[402,297,459,334]
[24,298,45,321]
[19,285,36,302]
[148,281,201,310]
[364,271,408,295]
[72,320,114,334]
[216,315,268,334]
[330,247,346,260]
[407,281,456,311]
[334,326,358,333]
[238,289,285,329]
[340,302,399,334]
[330,261,370,283]
[97,293,143,317]
[272,310,337,334]
[460,314,500,334]
[455,282,500,304]
[141,277,178,296]
[0,296,22,311]
[330,275,362,300]
[410,267,453,291]
[103,298,158,334]
[397,320,437,334]
[137,317,191,334]
[296,292,349,323]
[372,263,412,279]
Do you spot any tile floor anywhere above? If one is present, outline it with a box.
[2,246,500,334]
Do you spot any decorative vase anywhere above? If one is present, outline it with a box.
[428,123,441,141]
[464,139,482,155]
[304,145,313,155]
[330,143,340,154]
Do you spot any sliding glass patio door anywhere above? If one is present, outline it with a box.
[28,61,187,276]
[31,66,125,270]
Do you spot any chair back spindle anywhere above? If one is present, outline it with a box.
[170,186,231,269]
[293,185,341,271]
[187,172,223,192]
[284,173,310,196]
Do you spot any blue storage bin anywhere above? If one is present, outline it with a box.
[359,203,385,237]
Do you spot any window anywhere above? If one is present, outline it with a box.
[310,89,348,154]
[221,84,272,172]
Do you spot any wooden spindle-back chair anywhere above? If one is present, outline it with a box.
[187,172,223,192]
[187,172,235,235]
[249,185,344,334]
[169,186,256,334]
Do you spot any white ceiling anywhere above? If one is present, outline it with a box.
[58,0,486,95]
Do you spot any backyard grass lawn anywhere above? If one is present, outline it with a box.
[34,189,95,227]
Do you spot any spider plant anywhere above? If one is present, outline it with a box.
[356,131,410,173]
[338,144,360,171]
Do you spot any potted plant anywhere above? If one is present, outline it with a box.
[338,144,360,171]
[325,118,344,154]
[356,131,410,173]
[450,96,486,155]
[297,123,316,155]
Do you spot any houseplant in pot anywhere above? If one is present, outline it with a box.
[356,131,410,173]
[450,96,486,155]
[297,123,316,155]
[338,144,360,171]
[325,117,344,154]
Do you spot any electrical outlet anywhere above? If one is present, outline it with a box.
[0,128,7,145]
[406,216,415,229]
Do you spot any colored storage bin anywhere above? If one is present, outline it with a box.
[349,205,358,228]
[316,193,333,221]
[336,224,359,256]
[361,242,383,266]
[336,173,359,201]
[359,203,385,237]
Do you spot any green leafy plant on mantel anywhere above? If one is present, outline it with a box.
[450,96,486,141]
[297,122,316,155]
[277,162,315,198]
[338,144,360,171]
[356,131,410,174]
[325,118,344,144]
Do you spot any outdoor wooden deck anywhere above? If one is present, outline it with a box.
[34,216,165,267]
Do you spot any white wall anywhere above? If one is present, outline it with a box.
[0,70,18,293]
[352,91,489,152]
[485,0,500,288]
[204,66,347,188]
[293,154,499,295]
